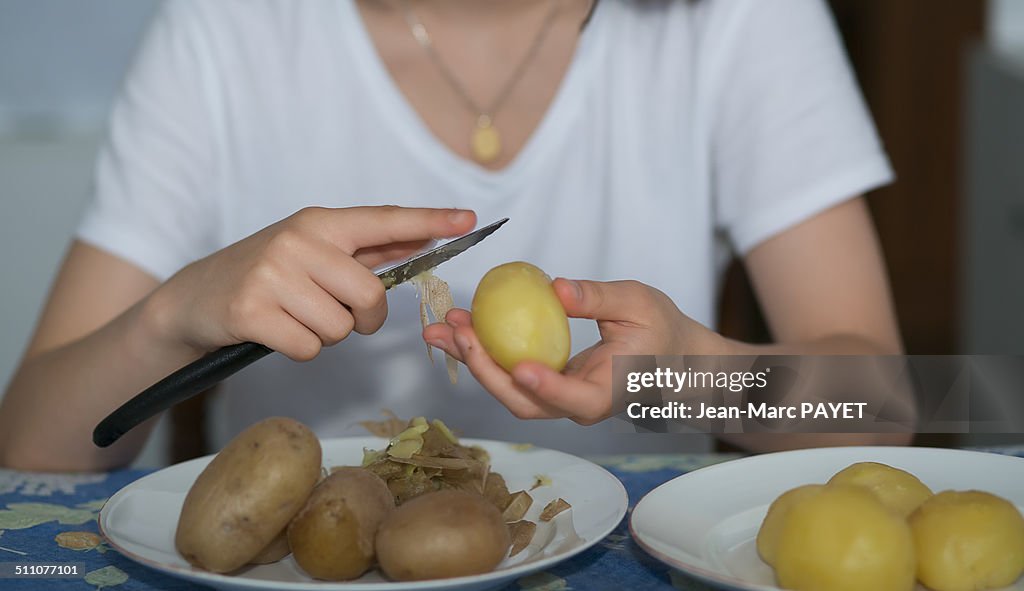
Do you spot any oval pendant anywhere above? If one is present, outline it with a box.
[471,117,502,164]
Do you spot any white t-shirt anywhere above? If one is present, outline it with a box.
[77,0,893,453]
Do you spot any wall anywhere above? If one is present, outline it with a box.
[962,9,1024,446]
[0,1,160,133]
[0,0,163,465]
[990,0,1024,56]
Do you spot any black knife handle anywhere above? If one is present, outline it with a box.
[92,342,273,448]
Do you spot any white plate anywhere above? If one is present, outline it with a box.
[630,446,1024,591]
[99,437,628,591]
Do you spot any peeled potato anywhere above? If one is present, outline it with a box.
[288,467,394,581]
[774,484,916,591]
[909,490,1024,591]
[471,261,570,372]
[376,489,511,581]
[175,417,321,573]
[756,484,825,566]
[828,462,933,517]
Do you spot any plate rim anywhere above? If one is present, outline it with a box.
[99,436,629,590]
[628,445,1024,591]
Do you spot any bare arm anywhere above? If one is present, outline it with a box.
[0,242,181,471]
[0,207,476,472]
[718,197,909,449]
[736,197,902,356]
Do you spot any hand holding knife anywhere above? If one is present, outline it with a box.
[92,218,508,448]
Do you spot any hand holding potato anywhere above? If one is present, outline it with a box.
[424,274,726,425]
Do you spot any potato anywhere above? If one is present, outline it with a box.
[471,261,570,372]
[288,467,394,580]
[248,530,289,565]
[909,490,1024,591]
[828,462,933,517]
[175,417,321,573]
[756,484,824,566]
[376,489,511,581]
[774,484,915,591]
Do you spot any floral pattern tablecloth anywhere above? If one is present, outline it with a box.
[2,448,1021,591]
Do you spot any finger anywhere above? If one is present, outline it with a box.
[553,278,652,324]
[331,207,477,253]
[564,342,600,373]
[422,307,472,361]
[444,308,472,327]
[451,324,565,420]
[422,323,464,362]
[306,249,388,335]
[249,309,324,362]
[510,361,611,424]
[354,239,433,269]
[277,278,356,347]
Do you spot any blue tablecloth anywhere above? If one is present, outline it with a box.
[1,448,1021,591]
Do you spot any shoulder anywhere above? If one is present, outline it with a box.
[157,0,323,25]
[598,0,837,47]
[151,0,342,49]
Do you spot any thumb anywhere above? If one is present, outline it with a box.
[553,278,649,323]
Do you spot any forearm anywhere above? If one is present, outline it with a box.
[723,332,902,356]
[716,333,913,452]
[0,297,201,471]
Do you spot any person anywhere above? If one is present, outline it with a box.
[0,0,909,472]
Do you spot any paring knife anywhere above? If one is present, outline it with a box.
[92,217,509,448]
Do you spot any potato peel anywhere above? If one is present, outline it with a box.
[361,417,503,507]
[540,498,572,522]
[358,410,406,438]
[386,438,423,459]
[388,455,476,471]
[502,491,534,523]
[507,520,537,557]
[484,473,512,510]
[530,475,552,491]
[412,272,459,384]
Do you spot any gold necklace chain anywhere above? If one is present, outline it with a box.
[399,0,562,164]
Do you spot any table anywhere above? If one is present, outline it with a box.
[1,448,1021,591]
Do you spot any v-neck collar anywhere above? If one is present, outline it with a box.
[337,0,606,193]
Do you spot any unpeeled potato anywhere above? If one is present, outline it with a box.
[376,489,511,581]
[248,531,289,565]
[909,490,1024,591]
[774,484,916,591]
[828,462,933,517]
[175,417,321,573]
[472,261,570,372]
[756,484,824,566]
[288,467,394,580]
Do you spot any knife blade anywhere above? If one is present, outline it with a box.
[376,217,507,289]
[92,218,509,448]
